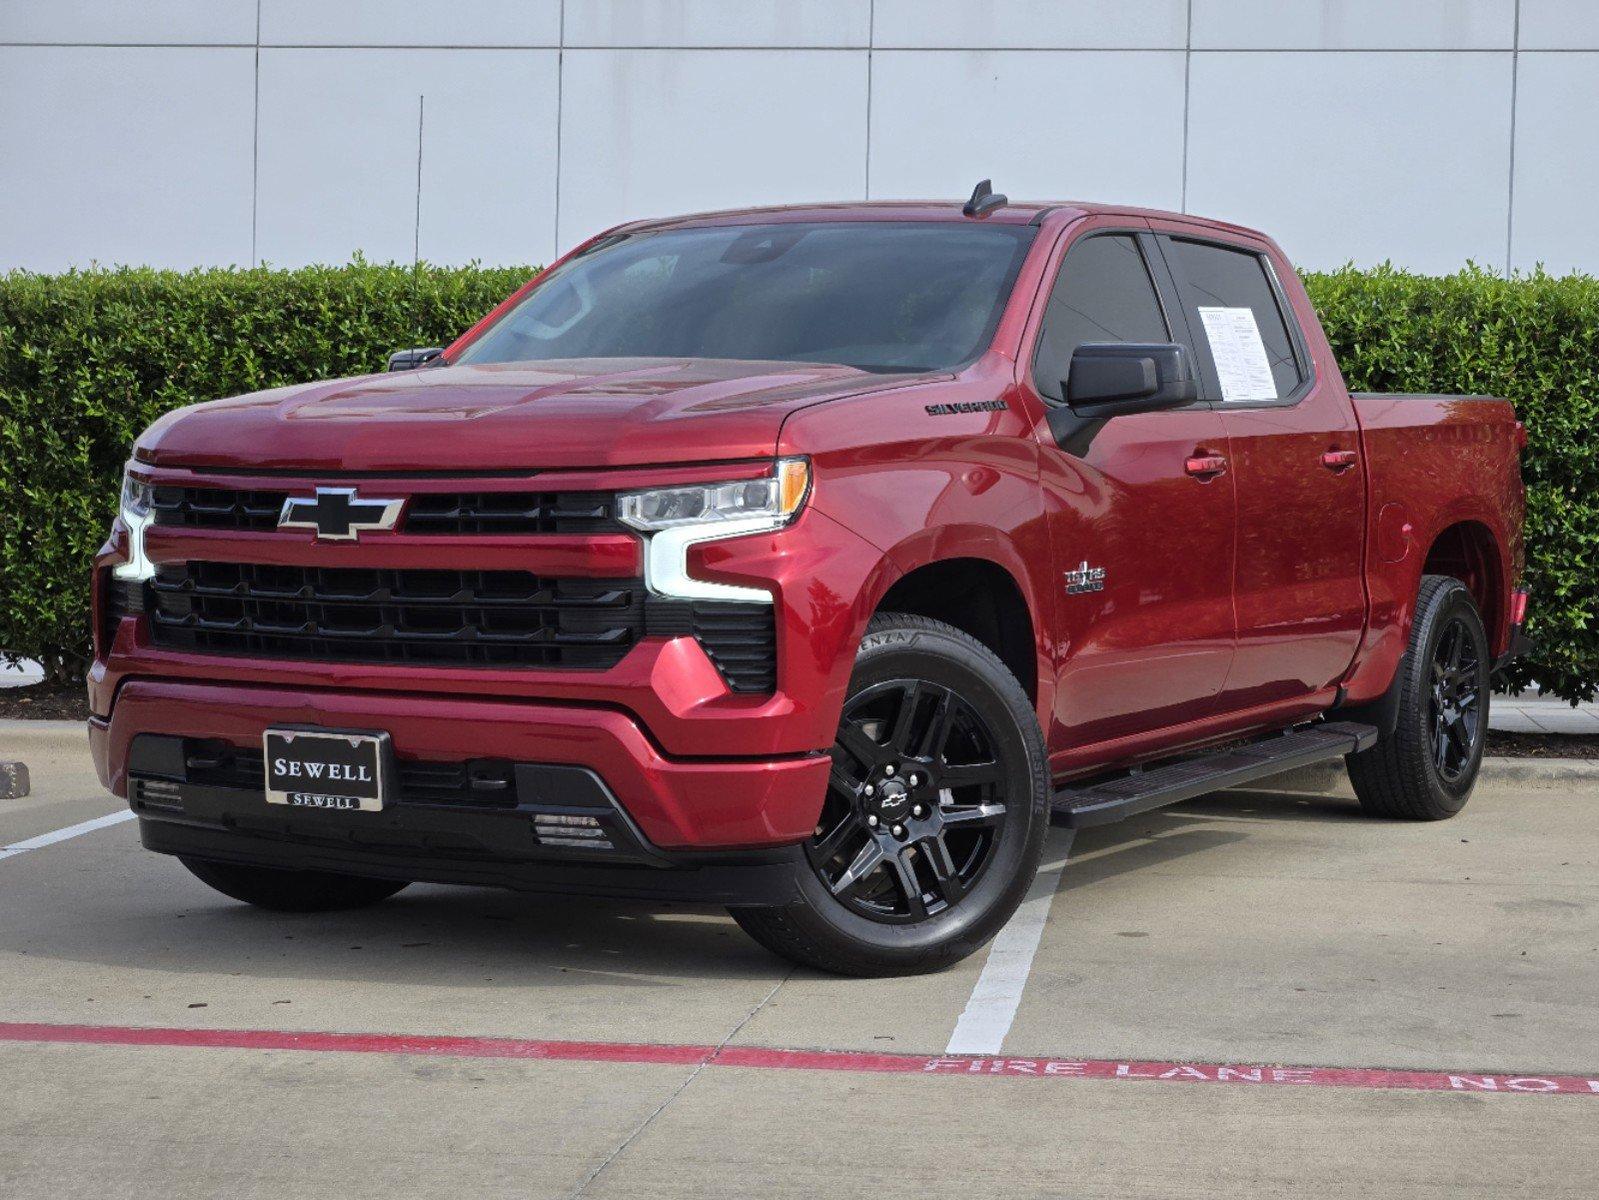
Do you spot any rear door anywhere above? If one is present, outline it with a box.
[1026,221,1238,751]
[1154,230,1365,713]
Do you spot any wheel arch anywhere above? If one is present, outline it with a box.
[1339,546,1503,740]
[859,529,1052,725]
[1345,496,1515,712]
[1421,519,1507,654]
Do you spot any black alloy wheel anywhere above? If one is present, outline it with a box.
[1428,614,1484,785]
[1347,575,1490,820]
[810,679,1007,923]
[729,613,1050,976]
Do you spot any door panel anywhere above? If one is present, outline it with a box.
[1026,223,1237,751]
[1157,232,1365,710]
[1219,394,1365,707]
[1042,409,1237,746]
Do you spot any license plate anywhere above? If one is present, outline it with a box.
[263,727,391,812]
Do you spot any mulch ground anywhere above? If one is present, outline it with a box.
[0,683,88,721]
[3,682,1597,760]
[1483,730,1599,760]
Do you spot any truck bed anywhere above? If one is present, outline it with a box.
[1343,390,1524,700]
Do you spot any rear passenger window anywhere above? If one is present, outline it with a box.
[1032,234,1170,404]
[1167,238,1304,401]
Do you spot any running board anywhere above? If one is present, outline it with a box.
[1052,721,1379,829]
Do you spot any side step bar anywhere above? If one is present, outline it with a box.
[1053,721,1379,829]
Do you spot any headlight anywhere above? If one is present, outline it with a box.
[618,459,809,603]
[618,458,809,532]
[112,463,156,581]
[121,470,154,519]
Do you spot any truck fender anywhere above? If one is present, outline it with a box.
[851,526,1055,727]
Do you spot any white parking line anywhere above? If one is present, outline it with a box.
[0,810,135,862]
[946,827,1074,1056]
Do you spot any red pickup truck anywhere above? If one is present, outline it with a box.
[91,187,1528,976]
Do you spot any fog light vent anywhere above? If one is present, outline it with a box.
[532,812,615,850]
[133,777,183,812]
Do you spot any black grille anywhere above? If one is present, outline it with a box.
[182,742,521,809]
[694,604,778,693]
[403,492,619,535]
[647,599,777,693]
[152,486,284,531]
[149,485,620,535]
[147,562,644,669]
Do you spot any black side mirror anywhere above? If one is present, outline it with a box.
[386,347,445,372]
[1064,342,1197,418]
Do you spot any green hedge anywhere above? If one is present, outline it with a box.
[0,261,533,683]
[0,260,1594,702]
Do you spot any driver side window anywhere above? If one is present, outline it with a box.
[1032,233,1170,404]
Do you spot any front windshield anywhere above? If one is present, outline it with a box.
[454,221,1037,374]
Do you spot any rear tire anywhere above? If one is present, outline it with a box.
[1346,575,1490,820]
[179,857,410,912]
[730,613,1050,977]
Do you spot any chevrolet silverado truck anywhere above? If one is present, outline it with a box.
[91,185,1528,976]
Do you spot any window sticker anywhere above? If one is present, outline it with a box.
[1197,306,1277,401]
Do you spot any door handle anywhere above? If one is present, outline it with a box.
[1184,453,1228,479]
[1321,449,1359,471]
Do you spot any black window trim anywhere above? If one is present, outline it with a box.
[1152,232,1317,410]
[1029,226,1206,410]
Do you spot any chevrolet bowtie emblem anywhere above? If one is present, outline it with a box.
[278,488,404,541]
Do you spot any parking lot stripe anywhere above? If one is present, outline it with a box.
[945,828,1074,1056]
[2,1021,1596,1098]
[0,810,134,862]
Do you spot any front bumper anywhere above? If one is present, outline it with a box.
[92,679,831,859]
[88,463,895,896]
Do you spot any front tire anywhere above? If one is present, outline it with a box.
[1347,575,1490,820]
[179,857,410,912]
[731,613,1050,976]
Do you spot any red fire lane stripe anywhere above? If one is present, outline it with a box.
[0,1022,707,1067]
[2,1022,1595,1098]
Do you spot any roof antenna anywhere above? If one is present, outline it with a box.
[962,178,1007,218]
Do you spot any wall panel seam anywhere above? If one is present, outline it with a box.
[555,0,566,258]
[865,0,875,199]
[250,0,261,267]
[13,43,1583,53]
[1506,0,1521,273]
[1181,0,1192,212]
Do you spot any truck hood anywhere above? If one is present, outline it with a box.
[134,358,909,473]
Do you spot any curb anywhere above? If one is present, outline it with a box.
[1262,756,1599,792]
[0,718,85,745]
[1476,756,1599,784]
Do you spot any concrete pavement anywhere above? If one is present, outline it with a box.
[1491,692,1599,735]
[0,721,1595,1197]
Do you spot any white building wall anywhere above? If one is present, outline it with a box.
[0,0,1589,275]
